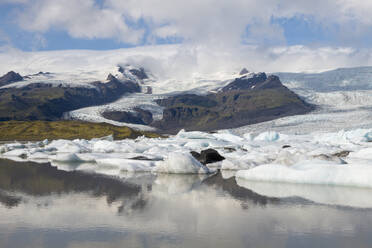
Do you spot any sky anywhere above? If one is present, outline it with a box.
[1,0,372,72]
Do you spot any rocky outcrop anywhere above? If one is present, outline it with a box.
[129,68,148,80]
[221,72,267,92]
[118,66,149,80]
[153,73,314,132]
[92,74,141,101]
[0,71,23,87]
[102,108,153,125]
[239,68,249,75]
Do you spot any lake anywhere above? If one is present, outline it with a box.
[1,159,372,248]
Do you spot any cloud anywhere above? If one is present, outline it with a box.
[1,44,372,78]
[2,0,372,73]
[9,0,372,50]
[17,0,144,44]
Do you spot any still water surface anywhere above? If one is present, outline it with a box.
[1,159,372,248]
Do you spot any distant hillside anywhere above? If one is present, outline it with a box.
[276,66,372,92]
[0,68,142,121]
[0,67,315,134]
[0,121,160,141]
[150,73,314,132]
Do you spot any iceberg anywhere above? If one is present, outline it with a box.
[236,161,372,188]
[95,158,155,172]
[154,152,213,174]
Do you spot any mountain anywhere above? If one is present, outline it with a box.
[0,71,23,87]
[0,65,314,133]
[0,68,142,121]
[276,66,372,92]
[152,73,313,132]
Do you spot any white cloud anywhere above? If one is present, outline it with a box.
[10,0,372,50]
[17,0,144,44]
[1,44,372,78]
[3,0,372,73]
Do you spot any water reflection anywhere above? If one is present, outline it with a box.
[0,159,146,213]
[236,178,372,209]
[202,172,280,207]
[1,159,372,248]
[0,190,21,208]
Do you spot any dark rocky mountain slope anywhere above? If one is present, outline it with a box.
[0,71,141,121]
[0,68,314,133]
[0,71,23,87]
[152,73,314,132]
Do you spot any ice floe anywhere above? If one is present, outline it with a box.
[154,153,212,174]
[0,128,372,186]
[236,161,372,188]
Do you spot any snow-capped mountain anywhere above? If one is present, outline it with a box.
[0,65,313,132]
[1,45,372,134]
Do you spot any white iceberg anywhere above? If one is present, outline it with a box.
[254,131,281,142]
[96,158,155,172]
[52,153,84,162]
[154,152,213,174]
[236,160,372,188]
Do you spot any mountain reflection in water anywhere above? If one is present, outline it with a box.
[1,159,372,248]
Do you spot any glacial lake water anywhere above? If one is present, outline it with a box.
[1,159,372,248]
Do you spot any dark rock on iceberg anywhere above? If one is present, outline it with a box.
[191,148,225,165]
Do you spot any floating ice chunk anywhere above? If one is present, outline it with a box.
[154,152,212,174]
[254,131,280,142]
[314,129,372,144]
[184,140,211,149]
[47,140,90,153]
[232,150,272,165]
[52,153,83,162]
[364,132,372,142]
[3,149,27,157]
[274,150,309,166]
[221,170,236,179]
[28,152,50,160]
[131,143,151,153]
[147,146,175,156]
[236,161,372,188]
[91,140,125,153]
[243,133,253,141]
[0,143,26,153]
[176,129,213,140]
[96,158,155,172]
[221,159,255,170]
[205,161,223,170]
[212,131,244,143]
[349,147,372,160]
